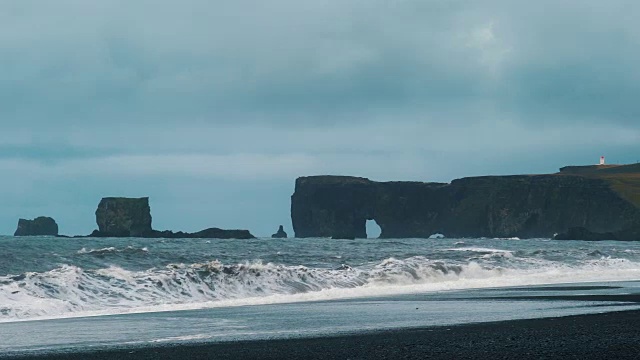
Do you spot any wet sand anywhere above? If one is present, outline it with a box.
[5,309,640,360]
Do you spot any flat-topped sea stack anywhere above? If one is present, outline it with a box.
[95,197,152,237]
[90,197,254,239]
[291,164,640,240]
[14,217,59,236]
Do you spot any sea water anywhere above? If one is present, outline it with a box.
[1,236,640,355]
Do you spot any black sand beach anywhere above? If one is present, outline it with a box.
[6,309,640,360]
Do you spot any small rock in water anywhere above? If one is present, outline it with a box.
[271,225,288,238]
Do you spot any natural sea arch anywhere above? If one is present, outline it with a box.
[366,219,382,239]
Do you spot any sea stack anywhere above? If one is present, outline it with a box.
[14,217,59,236]
[89,196,255,239]
[94,197,153,237]
[271,225,288,238]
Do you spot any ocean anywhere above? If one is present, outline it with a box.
[1,236,640,356]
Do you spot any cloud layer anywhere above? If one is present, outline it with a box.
[1,1,639,235]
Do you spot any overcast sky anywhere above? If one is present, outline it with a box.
[1,0,639,236]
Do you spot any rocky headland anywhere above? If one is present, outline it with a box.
[291,164,640,240]
[88,197,254,239]
[14,216,59,236]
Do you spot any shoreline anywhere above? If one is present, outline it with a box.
[5,309,640,360]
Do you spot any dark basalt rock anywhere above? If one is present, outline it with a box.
[291,172,640,239]
[620,227,640,241]
[90,197,254,239]
[95,197,153,237]
[554,227,617,241]
[150,228,254,239]
[555,226,640,241]
[14,217,59,236]
[271,225,288,238]
[331,234,356,240]
[87,229,253,239]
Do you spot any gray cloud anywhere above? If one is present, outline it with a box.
[4,0,638,128]
[1,0,639,235]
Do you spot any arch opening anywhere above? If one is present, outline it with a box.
[366,219,382,239]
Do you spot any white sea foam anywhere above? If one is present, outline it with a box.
[445,247,513,254]
[151,334,214,343]
[2,255,640,323]
[77,246,149,255]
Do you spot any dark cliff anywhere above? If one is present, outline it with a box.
[14,217,59,236]
[291,167,640,239]
[91,197,254,239]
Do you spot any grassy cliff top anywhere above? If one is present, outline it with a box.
[558,164,640,208]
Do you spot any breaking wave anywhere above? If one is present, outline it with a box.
[77,246,149,255]
[2,253,640,322]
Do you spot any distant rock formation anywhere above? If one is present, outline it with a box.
[271,225,288,238]
[150,228,254,239]
[291,166,640,239]
[331,234,355,240]
[95,197,153,237]
[554,227,617,241]
[90,197,254,239]
[555,226,640,241]
[14,217,59,236]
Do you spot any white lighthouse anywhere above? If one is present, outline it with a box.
[599,156,605,166]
